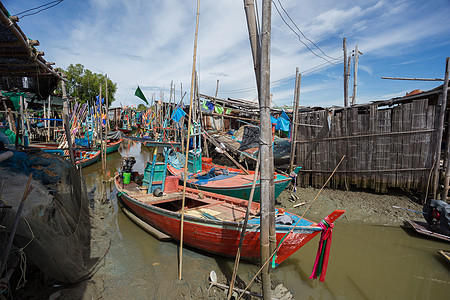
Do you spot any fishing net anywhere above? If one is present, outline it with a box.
[0,149,108,283]
[238,126,259,151]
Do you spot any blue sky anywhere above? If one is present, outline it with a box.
[4,0,450,108]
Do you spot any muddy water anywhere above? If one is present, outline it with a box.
[82,140,450,299]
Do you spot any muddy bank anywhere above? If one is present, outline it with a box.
[277,187,424,225]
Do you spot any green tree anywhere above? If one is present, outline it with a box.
[137,104,147,111]
[60,63,117,106]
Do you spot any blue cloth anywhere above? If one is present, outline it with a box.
[171,107,186,122]
[207,101,214,111]
[270,115,278,125]
[276,117,290,131]
[281,110,290,121]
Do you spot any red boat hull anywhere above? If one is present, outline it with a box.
[115,178,344,265]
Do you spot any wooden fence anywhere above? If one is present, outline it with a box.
[294,97,439,194]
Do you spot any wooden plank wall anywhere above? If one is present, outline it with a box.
[294,99,438,193]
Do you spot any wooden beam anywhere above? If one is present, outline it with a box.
[381,77,444,81]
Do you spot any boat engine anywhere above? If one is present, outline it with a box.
[121,156,136,173]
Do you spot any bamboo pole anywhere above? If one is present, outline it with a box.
[61,80,76,167]
[179,0,200,281]
[215,79,219,97]
[289,68,300,174]
[243,0,261,94]
[203,131,250,175]
[439,57,450,200]
[432,57,450,198]
[259,0,272,298]
[343,38,348,107]
[351,44,359,105]
[228,154,260,299]
[195,72,209,158]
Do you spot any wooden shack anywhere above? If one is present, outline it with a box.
[292,84,449,198]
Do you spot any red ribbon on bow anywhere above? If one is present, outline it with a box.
[310,216,334,282]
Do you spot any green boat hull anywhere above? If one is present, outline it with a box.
[184,176,292,202]
[106,143,121,154]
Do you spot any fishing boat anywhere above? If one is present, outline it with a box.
[118,127,133,134]
[75,150,100,168]
[105,138,123,154]
[166,149,300,201]
[28,142,65,155]
[438,250,450,264]
[115,155,344,266]
[403,220,450,242]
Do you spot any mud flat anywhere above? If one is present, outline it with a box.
[277,187,424,225]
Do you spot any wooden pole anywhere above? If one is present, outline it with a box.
[289,68,301,174]
[260,0,272,298]
[351,44,359,105]
[228,154,260,299]
[243,0,261,94]
[179,0,200,281]
[195,72,209,158]
[343,38,348,107]
[61,80,76,167]
[381,77,444,81]
[203,131,250,175]
[215,79,220,97]
[437,57,450,200]
[347,55,351,104]
[47,96,51,141]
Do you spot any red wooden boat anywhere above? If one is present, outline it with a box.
[115,171,344,265]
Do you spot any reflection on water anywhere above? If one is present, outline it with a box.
[82,139,450,299]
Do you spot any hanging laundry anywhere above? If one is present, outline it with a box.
[171,107,186,122]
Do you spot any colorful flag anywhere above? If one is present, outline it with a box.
[135,85,148,105]
[226,108,232,114]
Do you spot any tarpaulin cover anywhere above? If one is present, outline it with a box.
[423,199,450,235]
[238,126,260,151]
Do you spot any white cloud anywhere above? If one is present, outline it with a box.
[8,0,450,108]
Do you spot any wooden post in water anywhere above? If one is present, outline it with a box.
[289,68,300,174]
[260,0,273,298]
[438,57,450,200]
[343,38,348,107]
[179,0,200,281]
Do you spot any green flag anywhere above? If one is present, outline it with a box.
[226,108,232,114]
[135,85,148,105]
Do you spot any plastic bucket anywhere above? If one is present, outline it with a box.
[123,172,131,184]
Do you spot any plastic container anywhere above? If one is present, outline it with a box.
[123,172,131,184]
